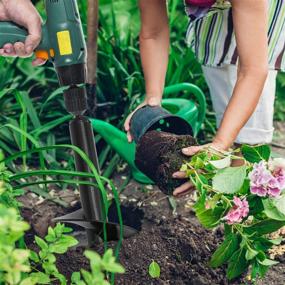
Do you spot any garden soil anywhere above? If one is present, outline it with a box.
[21,176,285,285]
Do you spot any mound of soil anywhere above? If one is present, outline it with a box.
[110,218,227,285]
[57,216,227,285]
[135,131,197,195]
[21,173,285,285]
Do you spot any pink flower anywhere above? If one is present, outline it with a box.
[249,161,272,187]
[250,185,267,197]
[249,161,283,198]
[224,196,249,225]
[268,187,282,198]
[273,168,285,190]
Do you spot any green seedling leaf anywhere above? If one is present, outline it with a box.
[29,272,50,284]
[81,269,93,284]
[210,233,239,267]
[241,145,271,163]
[102,249,125,274]
[45,227,56,242]
[209,156,231,169]
[53,272,67,285]
[35,236,48,250]
[227,248,248,280]
[29,251,39,263]
[71,272,81,283]
[85,250,101,267]
[168,196,177,214]
[20,277,38,285]
[149,261,161,278]
[213,166,247,194]
[49,235,78,254]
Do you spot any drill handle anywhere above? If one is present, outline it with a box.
[0,21,49,59]
[0,22,29,46]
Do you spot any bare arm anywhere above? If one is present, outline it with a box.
[139,0,169,102]
[214,0,269,149]
[124,0,169,140]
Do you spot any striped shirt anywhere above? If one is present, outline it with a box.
[185,0,285,71]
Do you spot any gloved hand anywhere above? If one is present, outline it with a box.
[0,0,45,65]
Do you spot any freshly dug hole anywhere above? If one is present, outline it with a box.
[135,130,197,195]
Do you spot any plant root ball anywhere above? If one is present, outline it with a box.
[135,130,197,195]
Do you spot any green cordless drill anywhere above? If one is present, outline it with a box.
[0,0,137,245]
[0,0,87,113]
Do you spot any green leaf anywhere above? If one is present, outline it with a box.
[81,269,93,284]
[251,260,270,279]
[35,236,48,250]
[71,272,81,283]
[84,250,102,273]
[258,258,279,266]
[210,233,239,267]
[273,195,285,215]
[101,249,125,274]
[20,277,38,285]
[263,198,285,221]
[268,238,282,245]
[195,206,224,229]
[29,251,39,263]
[53,272,67,285]
[241,145,271,163]
[104,262,125,274]
[209,156,231,169]
[168,196,177,214]
[49,235,78,254]
[244,219,285,235]
[45,227,56,242]
[248,195,264,215]
[148,261,161,278]
[29,272,50,284]
[245,247,259,261]
[227,248,248,280]
[239,179,250,195]
[212,166,247,194]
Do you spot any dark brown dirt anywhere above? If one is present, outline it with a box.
[56,216,228,285]
[21,174,285,285]
[135,131,197,195]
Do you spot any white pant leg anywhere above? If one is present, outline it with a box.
[202,65,277,145]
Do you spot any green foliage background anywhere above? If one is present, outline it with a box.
[0,0,284,169]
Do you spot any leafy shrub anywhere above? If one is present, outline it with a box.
[182,145,285,281]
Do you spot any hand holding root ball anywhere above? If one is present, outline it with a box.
[172,142,227,197]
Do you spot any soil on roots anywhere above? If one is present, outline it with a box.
[135,131,197,195]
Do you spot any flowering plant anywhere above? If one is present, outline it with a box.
[181,145,285,281]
